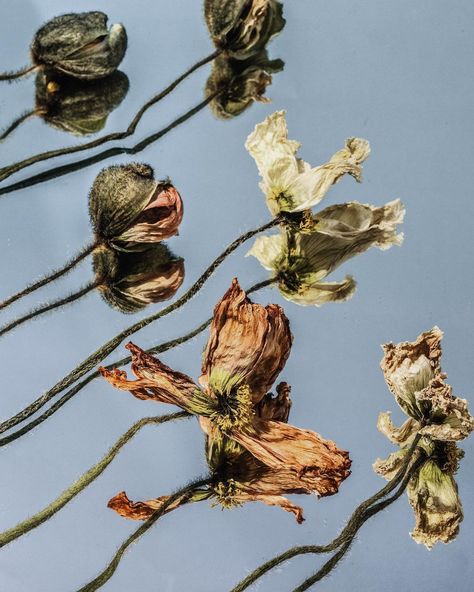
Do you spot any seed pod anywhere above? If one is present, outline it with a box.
[93,244,185,313]
[204,0,285,59]
[206,50,284,119]
[88,163,183,250]
[34,70,129,135]
[31,12,127,80]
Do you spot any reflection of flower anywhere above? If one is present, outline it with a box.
[34,70,129,135]
[248,200,404,306]
[206,50,284,120]
[374,328,473,548]
[246,111,370,215]
[205,0,285,59]
[93,244,184,313]
[31,12,127,80]
[88,164,183,250]
[101,279,351,521]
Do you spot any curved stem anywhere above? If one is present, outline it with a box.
[230,436,423,592]
[0,109,38,141]
[0,220,280,435]
[0,64,37,82]
[0,411,190,548]
[0,241,97,311]
[0,278,276,446]
[0,50,220,183]
[0,280,98,339]
[0,89,221,197]
[76,476,211,592]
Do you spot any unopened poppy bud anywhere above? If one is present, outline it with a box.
[34,70,129,135]
[31,12,127,80]
[204,0,285,59]
[206,50,284,119]
[93,244,185,313]
[88,163,183,250]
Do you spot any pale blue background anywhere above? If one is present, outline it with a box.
[0,1,473,590]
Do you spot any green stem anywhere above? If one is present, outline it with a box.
[0,278,276,447]
[0,109,38,141]
[0,411,190,548]
[76,476,211,592]
[0,223,280,435]
[0,50,220,183]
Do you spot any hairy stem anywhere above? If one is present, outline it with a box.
[0,241,97,311]
[0,221,280,435]
[0,64,38,82]
[0,412,190,548]
[0,109,38,141]
[0,50,220,183]
[76,476,211,592]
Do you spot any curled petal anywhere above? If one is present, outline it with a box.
[373,449,408,481]
[280,276,357,307]
[377,411,419,445]
[231,418,351,497]
[201,279,292,403]
[255,382,292,422]
[246,232,286,272]
[234,491,304,523]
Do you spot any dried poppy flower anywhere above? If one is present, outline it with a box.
[34,70,129,135]
[206,50,284,119]
[247,200,405,306]
[88,163,183,251]
[246,111,370,215]
[101,279,351,521]
[373,327,472,548]
[31,12,127,80]
[92,244,184,313]
[205,0,285,59]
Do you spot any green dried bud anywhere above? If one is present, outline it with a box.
[206,50,284,119]
[88,163,183,250]
[34,70,129,135]
[92,244,185,313]
[31,12,127,80]
[204,0,285,59]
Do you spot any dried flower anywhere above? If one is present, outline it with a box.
[246,111,370,214]
[93,244,184,313]
[248,200,405,306]
[204,0,285,59]
[31,12,127,80]
[34,70,129,135]
[206,50,284,119]
[101,279,351,521]
[88,163,183,250]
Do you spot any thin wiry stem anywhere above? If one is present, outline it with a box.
[230,436,423,592]
[76,476,212,592]
[0,241,97,311]
[0,278,276,446]
[0,220,280,435]
[0,109,38,141]
[0,411,190,548]
[0,64,38,82]
[0,50,220,183]
[0,89,221,197]
[0,280,98,339]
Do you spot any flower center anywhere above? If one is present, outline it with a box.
[212,479,243,509]
[210,383,254,432]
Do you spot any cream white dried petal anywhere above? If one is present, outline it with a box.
[376,411,419,445]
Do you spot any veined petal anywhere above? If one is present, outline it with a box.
[280,276,356,307]
[246,232,287,271]
[377,412,419,445]
[373,449,408,480]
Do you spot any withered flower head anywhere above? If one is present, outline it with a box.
[248,200,405,306]
[89,163,183,250]
[31,12,127,80]
[204,0,285,59]
[93,244,185,313]
[374,327,472,548]
[206,50,284,119]
[34,70,129,135]
[246,111,370,215]
[101,279,351,522]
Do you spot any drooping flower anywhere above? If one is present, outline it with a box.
[204,0,285,59]
[93,243,184,313]
[31,12,127,80]
[245,111,370,215]
[88,163,183,251]
[373,328,472,548]
[34,70,129,135]
[101,279,351,521]
[248,199,405,306]
[206,50,284,119]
